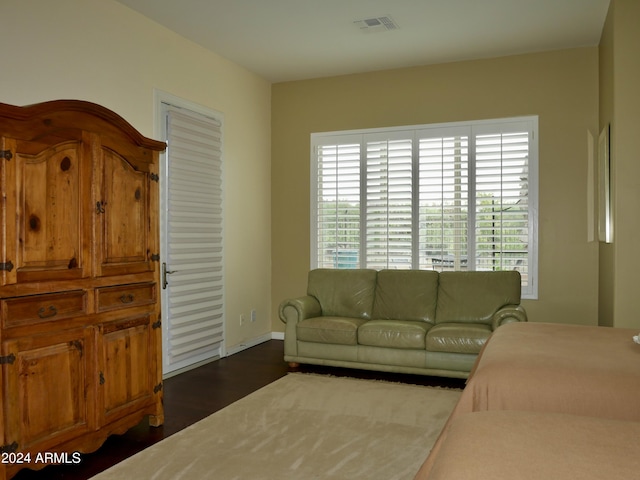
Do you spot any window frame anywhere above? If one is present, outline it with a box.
[311,116,538,299]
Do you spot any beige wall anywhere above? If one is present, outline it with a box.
[0,0,272,351]
[272,48,600,331]
[599,0,640,329]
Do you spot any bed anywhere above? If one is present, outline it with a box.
[422,410,640,480]
[414,321,640,479]
[450,321,640,420]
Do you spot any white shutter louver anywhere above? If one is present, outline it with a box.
[165,108,224,371]
[418,134,469,271]
[316,143,361,268]
[474,130,529,284]
[366,137,413,269]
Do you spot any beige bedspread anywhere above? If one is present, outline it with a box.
[415,321,640,479]
[424,410,640,480]
[453,321,640,420]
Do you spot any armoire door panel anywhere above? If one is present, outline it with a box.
[2,328,93,452]
[13,141,90,284]
[97,148,153,277]
[100,315,154,421]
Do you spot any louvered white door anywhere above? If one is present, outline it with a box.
[160,103,224,376]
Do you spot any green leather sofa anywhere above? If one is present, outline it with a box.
[279,269,527,379]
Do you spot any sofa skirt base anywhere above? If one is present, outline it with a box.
[297,341,359,362]
[288,341,473,379]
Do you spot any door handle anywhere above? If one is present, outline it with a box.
[162,262,177,289]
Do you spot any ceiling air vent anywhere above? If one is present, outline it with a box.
[353,16,399,33]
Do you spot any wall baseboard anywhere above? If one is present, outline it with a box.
[225,332,283,357]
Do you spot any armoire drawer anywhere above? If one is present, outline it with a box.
[96,282,157,312]
[1,290,88,328]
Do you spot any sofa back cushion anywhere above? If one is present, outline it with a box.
[435,271,521,324]
[373,270,439,324]
[307,269,377,319]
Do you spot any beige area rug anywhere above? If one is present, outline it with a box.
[92,373,461,480]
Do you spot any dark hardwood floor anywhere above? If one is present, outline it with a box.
[13,340,465,479]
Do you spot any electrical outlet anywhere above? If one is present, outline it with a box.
[240,314,246,326]
[250,309,256,322]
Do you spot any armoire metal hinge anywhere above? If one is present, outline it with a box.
[0,261,14,272]
[152,319,161,329]
[0,441,18,454]
[150,253,160,262]
[0,353,16,365]
[0,150,13,161]
[154,383,163,394]
[150,173,159,182]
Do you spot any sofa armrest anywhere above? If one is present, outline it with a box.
[491,305,528,330]
[279,296,322,359]
[279,295,322,325]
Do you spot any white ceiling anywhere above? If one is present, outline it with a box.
[115,0,610,83]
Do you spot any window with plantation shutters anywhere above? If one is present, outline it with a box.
[311,116,538,299]
[161,103,225,375]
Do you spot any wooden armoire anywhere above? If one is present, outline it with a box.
[0,100,166,479]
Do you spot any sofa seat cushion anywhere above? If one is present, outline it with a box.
[426,323,492,354]
[358,320,430,349]
[297,316,368,345]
